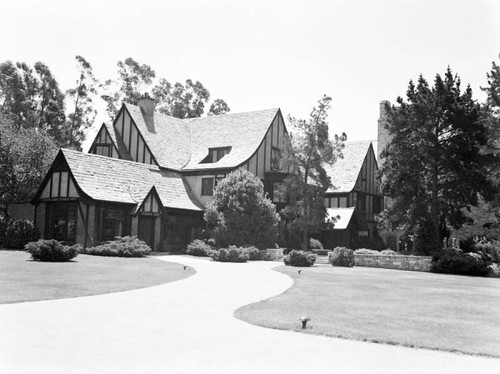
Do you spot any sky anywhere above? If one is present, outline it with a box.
[1,0,500,150]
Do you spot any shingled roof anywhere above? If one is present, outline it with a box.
[62,149,203,211]
[325,140,374,193]
[124,103,279,171]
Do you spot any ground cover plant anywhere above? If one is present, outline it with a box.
[25,239,78,262]
[82,236,150,257]
[235,265,500,357]
[0,250,194,303]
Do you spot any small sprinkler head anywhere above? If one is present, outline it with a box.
[183,265,188,270]
[300,316,311,329]
[298,269,302,275]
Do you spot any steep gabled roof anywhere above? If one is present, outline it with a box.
[325,140,374,193]
[182,108,280,170]
[124,104,190,169]
[62,149,203,211]
[124,103,279,171]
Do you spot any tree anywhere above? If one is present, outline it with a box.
[380,68,496,241]
[0,117,57,220]
[204,169,280,249]
[102,57,230,119]
[208,99,231,116]
[65,56,98,150]
[281,95,346,250]
[0,60,74,148]
[101,57,156,117]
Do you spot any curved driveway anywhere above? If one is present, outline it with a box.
[0,255,499,373]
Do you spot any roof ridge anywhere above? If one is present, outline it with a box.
[62,148,163,170]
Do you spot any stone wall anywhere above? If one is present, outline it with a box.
[354,254,432,272]
[266,248,284,261]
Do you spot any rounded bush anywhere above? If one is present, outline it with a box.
[309,238,323,250]
[25,239,78,262]
[83,236,151,257]
[209,246,248,262]
[186,239,212,257]
[2,219,39,249]
[284,250,316,267]
[431,250,491,276]
[328,247,355,267]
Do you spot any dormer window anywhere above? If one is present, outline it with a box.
[200,147,232,164]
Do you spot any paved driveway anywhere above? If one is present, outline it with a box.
[0,255,499,373]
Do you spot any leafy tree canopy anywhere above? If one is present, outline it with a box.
[0,116,57,218]
[102,57,230,120]
[204,169,280,249]
[380,68,496,240]
[281,95,346,249]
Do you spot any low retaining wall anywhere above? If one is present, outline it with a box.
[266,248,284,261]
[354,254,432,272]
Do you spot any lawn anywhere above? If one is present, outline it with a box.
[235,265,500,358]
[0,250,194,304]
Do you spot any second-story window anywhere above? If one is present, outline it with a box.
[271,147,282,170]
[93,144,111,157]
[201,177,214,196]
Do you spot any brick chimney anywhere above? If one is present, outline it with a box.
[137,93,156,133]
[377,100,391,164]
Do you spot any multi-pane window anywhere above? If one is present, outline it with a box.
[93,144,111,157]
[271,147,282,170]
[102,208,125,240]
[50,202,77,243]
[201,178,214,196]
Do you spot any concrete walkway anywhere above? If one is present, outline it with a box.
[0,255,499,374]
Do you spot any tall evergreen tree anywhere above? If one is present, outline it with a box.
[380,68,496,240]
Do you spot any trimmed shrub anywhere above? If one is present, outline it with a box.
[489,263,500,277]
[25,239,78,262]
[474,241,500,263]
[431,250,491,276]
[2,219,39,249]
[204,169,280,250]
[309,238,323,250]
[209,246,248,262]
[283,250,316,267]
[83,236,151,257]
[242,246,261,261]
[186,239,212,257]
[328,247,355,267]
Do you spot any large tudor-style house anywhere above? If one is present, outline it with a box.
[32,95,383,251]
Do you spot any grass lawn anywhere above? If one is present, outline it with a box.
[235,265,500,358]
[0,250,194,304]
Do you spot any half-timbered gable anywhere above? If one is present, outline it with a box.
[88,123,120,159]
[321,141,383,249]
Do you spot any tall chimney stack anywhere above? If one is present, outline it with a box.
[377,100,391,164]
[137,93,156,133]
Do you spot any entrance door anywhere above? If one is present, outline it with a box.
[138,216,155,250]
